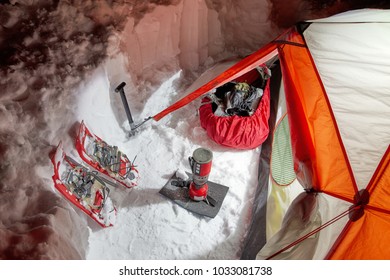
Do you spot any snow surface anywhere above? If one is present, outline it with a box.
[78,60,261,260]
[0,0,279,259]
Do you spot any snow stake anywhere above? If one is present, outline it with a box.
[115,82,152,135]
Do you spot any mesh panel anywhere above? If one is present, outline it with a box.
[271,116,296,186]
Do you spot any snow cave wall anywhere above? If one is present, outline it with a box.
[116,0,277,93]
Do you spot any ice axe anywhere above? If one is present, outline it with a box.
[115,82,152,135]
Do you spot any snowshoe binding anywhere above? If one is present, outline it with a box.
[51,142,116,227]
[75,121,139,189]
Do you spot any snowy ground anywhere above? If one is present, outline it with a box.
[69,57,261,259]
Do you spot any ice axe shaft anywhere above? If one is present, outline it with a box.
[115,82,136,131]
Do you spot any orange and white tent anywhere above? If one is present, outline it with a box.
[153,9,390,259]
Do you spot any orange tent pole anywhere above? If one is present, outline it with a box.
[152,43,279,121]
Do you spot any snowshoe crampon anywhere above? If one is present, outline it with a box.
[75,121,139,189]
[51,142,116,227]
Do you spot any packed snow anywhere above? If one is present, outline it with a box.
[76,59,261,259]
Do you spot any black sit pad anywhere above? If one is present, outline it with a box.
[159,171,229,218]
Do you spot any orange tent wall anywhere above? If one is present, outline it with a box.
[366,146,390,210]
[326,147,390,259]
[279,28,390,260]
[278,28,357,202]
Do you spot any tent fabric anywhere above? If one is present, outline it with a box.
[249,9,390,260]
[256,192,322,260]
[304,20,390,192]
[309,8,390,23]
[257,10,390,260]
[279,27,356,197]
[198,79,271,149]
[326,146,390,260]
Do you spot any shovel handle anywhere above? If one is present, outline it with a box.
[115,82,126,93]
[115,82,135,130]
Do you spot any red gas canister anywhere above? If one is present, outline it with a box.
[188,147,213,201]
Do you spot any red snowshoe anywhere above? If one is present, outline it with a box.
[75,121,139,189]
[51,142,116,227]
